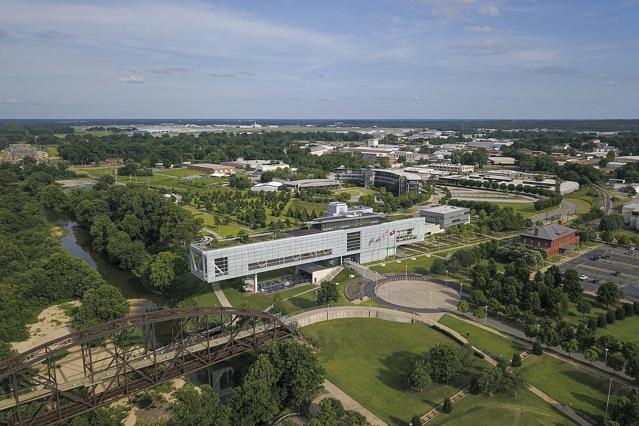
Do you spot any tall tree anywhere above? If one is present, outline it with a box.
[170,384,231,426]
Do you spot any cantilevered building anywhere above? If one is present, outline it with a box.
[189,202,427,289]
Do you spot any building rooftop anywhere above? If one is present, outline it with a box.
[520,224,577,241]
[373,169,422,180]
[421,205,469,214]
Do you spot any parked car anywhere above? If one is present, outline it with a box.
[579,274,589,280]
[613,271,622,277]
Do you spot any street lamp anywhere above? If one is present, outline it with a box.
[605,348,609,362]
[484,305,488,324]
[459,280,463,300]
[606,377,613,414]
[445,269,448,288]
[536,323,540,336]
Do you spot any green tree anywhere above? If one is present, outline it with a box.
[67,407,127,426]
[409,360,432,392]
[170,384,231,426]
[262,339,325,407]
[312,398,345,426]
[428,344,464,383]
[442,397,453,413]
[317,281,339,305]
[511,353,522,367]
[597,282,622,307]
[607,352,626,372]
[73,285,129,329]
[576,298,592,316]
[561,338,579,358]
[477,366,503,396]
[457,300,469,313]
[584,347,599,363]
[147,252,177,292]
[229,354,281,425]
[610,387,639,426]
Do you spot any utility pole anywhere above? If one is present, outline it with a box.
[606,377,613,413]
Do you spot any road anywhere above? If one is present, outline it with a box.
[593,184,613,215]
[530,199,579,224]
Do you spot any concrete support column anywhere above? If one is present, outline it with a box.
[254,273,258,292]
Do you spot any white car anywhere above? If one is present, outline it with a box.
[630,246,636,251]
[578,274,589,280]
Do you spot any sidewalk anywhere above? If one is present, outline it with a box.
[313,380,387,426]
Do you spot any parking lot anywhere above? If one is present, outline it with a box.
[560,246,639,299]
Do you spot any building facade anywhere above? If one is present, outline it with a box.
[520,224,580,257]
[419,205,470,228]
[334,168,422,196]
[622,199,639,231]
[189,217,427,284]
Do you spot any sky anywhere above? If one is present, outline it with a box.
[0,0,638,119]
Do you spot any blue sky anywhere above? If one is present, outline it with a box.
[0,0,637,119]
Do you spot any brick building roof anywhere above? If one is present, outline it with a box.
[520,224,577,241]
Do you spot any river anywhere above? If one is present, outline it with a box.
[49,214,166,305]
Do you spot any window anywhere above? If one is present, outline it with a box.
[346,232,361,252]
[396,228,416,242]
[248,249,333,271]
[214,257,228,277]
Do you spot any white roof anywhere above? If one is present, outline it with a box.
[421,205,469,214]
[252,181,283,188]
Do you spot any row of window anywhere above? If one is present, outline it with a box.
[248,249,333,271]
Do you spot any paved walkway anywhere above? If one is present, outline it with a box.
[212,282,232,308]
[313,380,387,426]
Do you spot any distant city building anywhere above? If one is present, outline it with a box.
[250,181,284,192]
[429,163,474,174]
[186,163,236,175]
[335,168,422,196]
[606,161,627,170]
[225,158,291,172]
[0,144,49,164]
[419,205,470,229]
[520,224,579,257]
[622,199,639,231]
[488,156,516,166]
[282,178,340,191]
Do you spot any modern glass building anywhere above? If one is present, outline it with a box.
[188,216,427,285]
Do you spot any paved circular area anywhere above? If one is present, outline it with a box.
[375,278,459,312]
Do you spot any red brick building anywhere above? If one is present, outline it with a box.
[520,224,580,257]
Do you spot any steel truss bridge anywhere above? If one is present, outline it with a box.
[0,307,292,426]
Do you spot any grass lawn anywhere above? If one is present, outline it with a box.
[520,355,629,424]
[430,388,575,425]
[566,188,598,215]
[438,314,526,360]
[595,314,639,344]
[303,318,483,425]
[286,199,327,216]
[172,273,221,308]
[221,279,318,314]
[370,256,435,275]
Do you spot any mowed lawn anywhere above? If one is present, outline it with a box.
[438,314,526,360]
[430,388,575,426]
[520,355,629,424]
[595,315,639,345]
[370,256,435,275]
[303,319,482,425]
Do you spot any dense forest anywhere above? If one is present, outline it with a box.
[0,160,127,357]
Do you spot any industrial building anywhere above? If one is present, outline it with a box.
[335,168,422,196]
[622,199,639,231]
[186,163,236,175]
[189,203,428,290]
[419,205,470,228]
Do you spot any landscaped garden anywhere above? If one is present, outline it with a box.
[429,388,574,425]
[520,354,629,424]
[438,314,526,360]
[302,318,484,425]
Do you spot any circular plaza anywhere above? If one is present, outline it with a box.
[373,276,459,313]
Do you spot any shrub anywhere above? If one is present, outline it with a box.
[411,415,422,426]
[607,309,617,324]
[616,306,626,321]
[587,317,598,330]
[532,340,543,356]
[598,315,607,328]
[624,303,634,316]
[511,353,522,367]
[442,397,453,414]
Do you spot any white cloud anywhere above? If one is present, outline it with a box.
[464,25,498,33]
[478,4,501,16]
[419,0,478,19]
[119,74,145,84]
